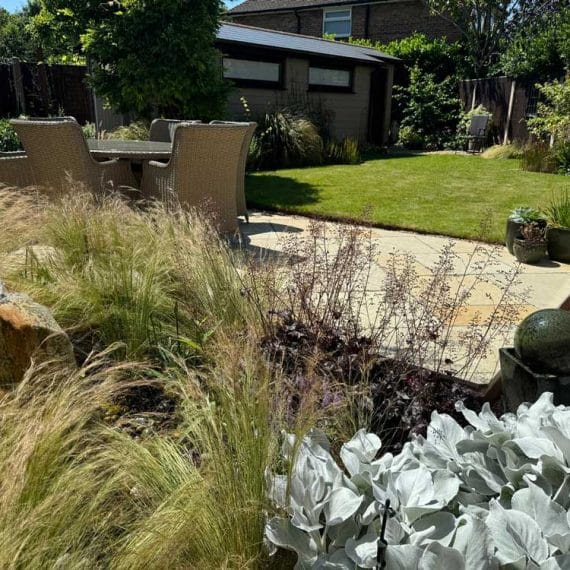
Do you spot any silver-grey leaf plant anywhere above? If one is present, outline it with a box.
[265,393,570,569]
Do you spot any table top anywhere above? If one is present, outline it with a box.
[87,139,172,160]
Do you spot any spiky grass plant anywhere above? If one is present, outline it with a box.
[0,190,262,360]
[0,337,301,568]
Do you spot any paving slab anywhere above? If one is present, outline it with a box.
[241,212,570,385]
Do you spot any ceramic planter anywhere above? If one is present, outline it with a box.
[512,238,547,264]
[505,218,546,254]
[547,226,570,263]
[499,348,570,412]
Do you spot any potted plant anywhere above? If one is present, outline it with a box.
[545,188,570,263]
[512,222,547,264]
[505,207,546,254]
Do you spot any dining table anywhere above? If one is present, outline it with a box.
[87,139,172,162]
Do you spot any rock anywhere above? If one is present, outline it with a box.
[0,290,75,387]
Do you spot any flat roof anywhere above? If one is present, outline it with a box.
[217,22,398,65]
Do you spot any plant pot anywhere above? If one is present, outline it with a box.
[505,218,547,254]
[505,219,522,254]
[547,226,570,263]
[512,238,547,264]
[499,347,570,412]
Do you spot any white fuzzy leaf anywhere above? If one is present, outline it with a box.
[324,487,363,526]
[345,531,378,568]
[384,545,423,569]
[511,437,564,462]
[512,484,570,547]
[487,500,549,565]
[265,517,320,563]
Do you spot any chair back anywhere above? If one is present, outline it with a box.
[210,121,256,217]
[468,115,490,137]
[149,119,201,143]
[29,116,77,122]
[11,118,98,192]
[165,123,253,230]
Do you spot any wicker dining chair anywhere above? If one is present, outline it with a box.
[0,153,34,188]
[11,118,137,194]
[210,121,256,222]
[141,123,253,232]
[149,119,201,143]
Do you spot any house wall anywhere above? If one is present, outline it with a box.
[229,1,460,43]
[225,57,387,144]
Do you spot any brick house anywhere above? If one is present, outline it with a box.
[226,0,460,44]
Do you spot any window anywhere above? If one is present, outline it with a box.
[309,66,352,92]
[223,57,282,88]
[323,8,352,38]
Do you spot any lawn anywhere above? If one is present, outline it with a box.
[246,153,570,242]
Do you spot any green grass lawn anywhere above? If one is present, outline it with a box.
[245,154,570,242]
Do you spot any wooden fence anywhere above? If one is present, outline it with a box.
[0,60,94,125]
[458,76,537,144]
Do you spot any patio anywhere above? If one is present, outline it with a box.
[241,211,570,385]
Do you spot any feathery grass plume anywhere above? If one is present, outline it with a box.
[0,191,264,361]
[481,143,523,160]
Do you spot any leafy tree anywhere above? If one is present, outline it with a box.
[499,6,570,80]
[425,0,564,77]
[34,0,228,119]
[527,76,570,141]
[0,7,37,61]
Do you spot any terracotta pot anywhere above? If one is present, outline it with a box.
[547,226,570,263]
[513,238,547,264]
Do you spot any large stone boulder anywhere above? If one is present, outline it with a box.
[0,285,75,386]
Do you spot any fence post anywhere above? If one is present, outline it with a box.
[504,79,516,145]
[10,58,26,115]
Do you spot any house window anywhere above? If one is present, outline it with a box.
[309,66,352,92]
[323,8,352,38]
[223,57,282,88]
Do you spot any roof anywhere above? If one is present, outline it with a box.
[228,0,376,14]
[217,22,398,65]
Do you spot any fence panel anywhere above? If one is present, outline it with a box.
[459,76,531,144]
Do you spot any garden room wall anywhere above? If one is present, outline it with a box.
[225,57,380,143]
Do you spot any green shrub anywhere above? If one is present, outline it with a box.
[521,142,558,173]
[396,66,462,150]
[527,77,570,143]
[553,140,570,175]
[104,121,150,141]
[0,119,21,152]
[324,137,361,165]
[253,111,324,170]
[81,122,97,139]
[397,125,425,150]
[481,143,523,160]
[545,187,570,228]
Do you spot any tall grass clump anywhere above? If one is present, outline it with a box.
[0,190,262,360]
[545,187,570,227]
[481,143,523,160]
[521,141,557,173]
[0,338,296,568]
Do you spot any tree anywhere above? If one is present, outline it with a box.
[0,7,38,61]
[34,0,229,119]
[425,0,565,78]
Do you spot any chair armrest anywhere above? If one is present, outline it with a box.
[146,160,169,169]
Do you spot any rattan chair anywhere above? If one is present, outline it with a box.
[0,153,34,188]
[149,119,201,143]
[210,121,256,222]
[141,122,254,232]
[11,118,137,194]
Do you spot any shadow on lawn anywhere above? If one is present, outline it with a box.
[245,174,320,208]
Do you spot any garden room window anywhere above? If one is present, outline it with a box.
[308,66,352,92]
[323,8,352,38]
[223,57,282,88]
